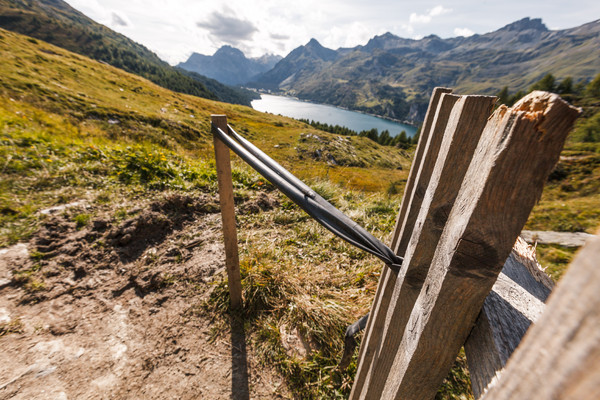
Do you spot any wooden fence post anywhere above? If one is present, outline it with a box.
[351,91,496,399]
[351,91,579,399]
[212,115,242,309]
[378,92,579,400]
[350,87,453,398]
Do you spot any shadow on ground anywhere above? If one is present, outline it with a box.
[231,314,250,400]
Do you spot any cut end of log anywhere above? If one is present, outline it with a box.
[513,91,552,115]
[512,91,581,135]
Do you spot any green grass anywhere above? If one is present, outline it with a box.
[12,263,46,294]
[204,182,472,399]
[525,142,600,235]
[535,244,579,281]
[73,213,91,229]
[0,28,411,246]
[0,318,24,337]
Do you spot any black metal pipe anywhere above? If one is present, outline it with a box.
[212,124,403,271]
[339,313,370,370]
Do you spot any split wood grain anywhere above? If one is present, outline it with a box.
[389,87,453,249]
[212,115,243,309]
[380,91,580,400]
[354,94,496,399]
[465,237,554,399]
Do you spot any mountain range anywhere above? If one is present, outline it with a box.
[246,17,599,121]
[0,0,257,106]
[0,0,598,123]
[177,46,281,86]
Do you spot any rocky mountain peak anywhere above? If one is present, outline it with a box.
[214,45,245,58]
[301,38,337,61]
[306,38,323,48]
[500,17,548,32]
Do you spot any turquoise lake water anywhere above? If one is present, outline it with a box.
[251,94,417,137]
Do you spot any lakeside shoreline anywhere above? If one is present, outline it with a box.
[249,90,418,128]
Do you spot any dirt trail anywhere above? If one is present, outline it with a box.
[0,194,288,399]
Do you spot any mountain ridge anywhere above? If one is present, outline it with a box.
[249,17,600,121]
[177,45,281,86]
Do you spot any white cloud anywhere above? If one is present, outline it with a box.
[404,5,453,38]
[409,5,452,25]
[63,0,600,65]
[454,27,475,37]
[409,13,431,24]
[323,22,375,49]
[196,8,258,46]
[430,5,451,17]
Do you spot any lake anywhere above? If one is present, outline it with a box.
[251,94,417,137]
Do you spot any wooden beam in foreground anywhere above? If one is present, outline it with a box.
[380,92,580,400]
[353,93,497,399]
[351,87,452,398]
[482,231,600,400]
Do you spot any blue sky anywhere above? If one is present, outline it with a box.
[65,1,600,64]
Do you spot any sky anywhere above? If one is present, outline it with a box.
[64,0,600,65]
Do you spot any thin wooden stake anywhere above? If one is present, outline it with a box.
[212,115,242,309]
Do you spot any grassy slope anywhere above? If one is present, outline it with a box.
[1,27,598,399]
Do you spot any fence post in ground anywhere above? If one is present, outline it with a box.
[351,87,453,398]
[351,90,497,399]
[211,114,242,309]
[377,92,579,400]
[351,91,580,399]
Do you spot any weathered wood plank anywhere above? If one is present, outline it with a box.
[380,92,580,400]
[212,115,243,309]
[389,87,453,249]
[350,87,453,398]
[355,94,497,399]
[482,230,600,400]
[465,237,554,399]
